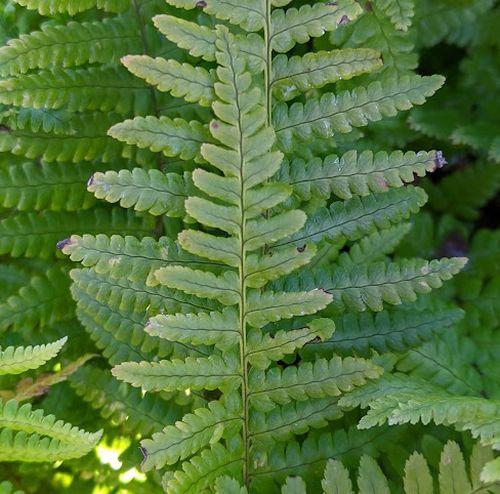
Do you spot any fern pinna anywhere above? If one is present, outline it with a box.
[57,0,473,490]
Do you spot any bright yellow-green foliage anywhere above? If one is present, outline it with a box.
[0,0,498,492]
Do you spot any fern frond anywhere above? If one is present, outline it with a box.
[250,397,343,446]
[164,0,266,32]
[0,337,67,375]
[155,266,240,305]
[163,440,243,494]
[0,66,149,114]
[276,186,427,248]
[283,150,442,201]
[373,0,415,31]
[70,367,184,436]
[0,208,154,258]
[0,267,71,333]
[0,162,96,211]
[317,257,467,312]
[0,17,141,77]
[141,396,241,470]
[249,356,382,411]
[270,1,363,53]
[247,318,334,370]
[146,308,239,352]
[251,426,398,490]
[0,399,102,461]
[274,74,444,151]
[246,290,331,328]
[272,49,382,102]
[304,304,464,357]
[87,168,193,217]
[108,116,209,162]
[112,354,240,393]
[123,55,216,107]
[336,223,411,267]
[153,15,217,62]
[0,111,131,163]
[62,234,217,285]
[13,0,130,15]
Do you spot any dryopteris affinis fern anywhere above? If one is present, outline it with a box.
[1,0,495,491]
[0,336,101,462]
[59,0,469,484]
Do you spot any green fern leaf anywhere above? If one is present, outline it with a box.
[272,48,382,102]
[249,356,382,411]
[270,1,363,53]
[122,55,216,107]
[153,15,217,62]
[62,234,215,285]
[246,290,332,328]
[304,303,464,357]
[281,477,307,494]
[373,0,415,31]
[0,267,72,333]
[246,244,317,289]
[247,318,334,369]
[112,354,240,393]
[146,308,239,351]
[0,399,102,461]
[0,17,141,77]
[155,266,239,305]
[141,396,241,470]
[0,337,67,375]
[164,0,265,32]
[322,460,354,494]
[358,455,390,494]
[70,366,183,436]
[87,168,193,217]
[283,150,442,201]
[276,186,427,248]
[439,442,472,494]
[0,111,131,163]
[403,452,434,494]
[274,74,444,151]
[0,66,149,114]
[0,162,96,211]
[251,398,343,446]
[13,0,129,15]
[108,116,209,162]
[163,440,243,494]
[336,224,411,267]
[0,208,154,258]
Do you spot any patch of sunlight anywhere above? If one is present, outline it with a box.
[119,468,146,484]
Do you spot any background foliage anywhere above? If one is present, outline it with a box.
[0,0,498,492]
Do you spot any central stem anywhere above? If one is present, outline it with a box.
[264,0,273,127]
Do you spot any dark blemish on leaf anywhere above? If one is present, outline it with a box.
[365,1,373,11]
[338,15,350,25]
[87,174,94,187]
[0,125,10,133]
[211,121,220,130]
[326,1,338,5]
[297,245,306,252]
[196,0,207,7]
[435,150,447,169]
[139,446,148,459]
[56,238,72,250]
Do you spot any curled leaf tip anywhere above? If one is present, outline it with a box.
[196,0,207,7]
[435,150,447,168]
[338,14,350,25]
[56,238,72,250]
